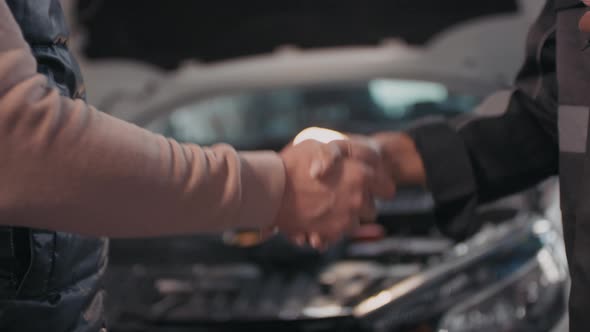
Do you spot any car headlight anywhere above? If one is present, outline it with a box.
[437,246,566,332]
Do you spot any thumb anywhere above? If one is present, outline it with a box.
[309,142,343,178]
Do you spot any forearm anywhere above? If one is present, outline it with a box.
[0,1,285,237]
[380,101,557,199]
[377,108,556,241]
[380,0,558,240]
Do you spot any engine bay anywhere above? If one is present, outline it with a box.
[103,189,567,332]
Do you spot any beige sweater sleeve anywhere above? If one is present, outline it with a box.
[0,1,286,237]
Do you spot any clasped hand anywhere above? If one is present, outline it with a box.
[273,137,395,249]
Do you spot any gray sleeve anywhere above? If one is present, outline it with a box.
[407,0,558,239]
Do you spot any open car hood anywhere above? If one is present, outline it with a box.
[77,0,543,110]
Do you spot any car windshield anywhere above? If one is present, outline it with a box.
[163,79,482,149]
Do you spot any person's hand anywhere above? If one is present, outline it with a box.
[371,132,427,187]
[274,139,395,247]
[580,1,590,33]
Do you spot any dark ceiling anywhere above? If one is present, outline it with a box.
[77,0,518,69]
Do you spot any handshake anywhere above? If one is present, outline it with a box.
[261,128,425,249]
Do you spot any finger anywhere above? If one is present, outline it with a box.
[341,141,395,199]
[341,160,375,204]
[311,233,335,251]
[351,224,386,242]
[310,142,342,178]
[359,192,378,224]
[290,234,307,246]
[343,162,380,222]
[348,134,383,155]
[370,163,397,199]
[308,232,323,249]
[330,139,380,171]
[351,137,396,199]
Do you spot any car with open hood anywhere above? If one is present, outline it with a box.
[71,1,568,331]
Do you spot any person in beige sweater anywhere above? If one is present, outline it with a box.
[0,1,394,245]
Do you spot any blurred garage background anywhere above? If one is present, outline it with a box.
[57,1,568,331]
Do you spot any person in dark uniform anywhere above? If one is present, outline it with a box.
[0,1,394,331]
[374,1,590,331]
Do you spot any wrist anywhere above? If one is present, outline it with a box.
[374,132,427,187]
